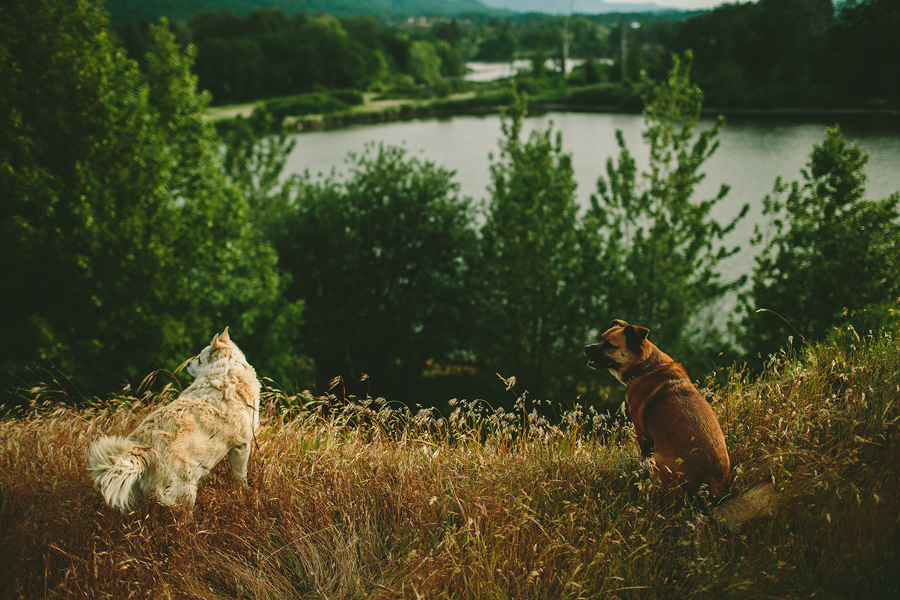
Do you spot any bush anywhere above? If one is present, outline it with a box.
[264,93,352,120]
[564,82,642,109]
[330,88,365,106]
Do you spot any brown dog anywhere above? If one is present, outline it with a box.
[585,320,776,528]
[585,319,730,499]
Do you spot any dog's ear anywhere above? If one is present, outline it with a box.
[624,325,649,351]
[611,319,628,329]
[219,327,231,345]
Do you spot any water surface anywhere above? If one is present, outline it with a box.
[284,111,900,283]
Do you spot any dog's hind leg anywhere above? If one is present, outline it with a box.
[228,442,251,484]
[649,453,684,489]
[156,463,204,509]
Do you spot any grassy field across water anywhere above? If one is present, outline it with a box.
[1,330,899,598]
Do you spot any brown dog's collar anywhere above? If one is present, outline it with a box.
[624,361,671,384]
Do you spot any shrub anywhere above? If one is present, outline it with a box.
[264,93,351,120]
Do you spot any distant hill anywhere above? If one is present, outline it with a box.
[479,0,672,14]
[104,0,506,24]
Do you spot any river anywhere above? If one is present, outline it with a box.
[283,111,900,285]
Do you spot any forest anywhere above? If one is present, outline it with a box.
[107,0,900,110]
[1,0,899,413]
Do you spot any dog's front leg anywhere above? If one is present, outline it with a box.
[228,443,251,484]
[634,425,655,458]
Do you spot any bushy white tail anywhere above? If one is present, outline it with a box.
[713,480,777,531]
[88,436,150,513]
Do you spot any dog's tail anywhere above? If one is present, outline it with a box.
[712,479,777,531]
[87,436,151,513]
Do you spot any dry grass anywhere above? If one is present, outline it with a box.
[1,330,899,599]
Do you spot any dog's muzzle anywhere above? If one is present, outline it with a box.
[584,344,618,370]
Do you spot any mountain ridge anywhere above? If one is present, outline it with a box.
[104,0,508,24]
[104,0,674,24]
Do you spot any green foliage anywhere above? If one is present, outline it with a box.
[0,0,298,403]
[280,144,480,401]
[217,109,307,386]
[568,57,609,86]
[107,0,899,111]
[588,52,748,371]
[1,0,178,396]
[831,0,900,107]
[185,10,390,104]
[474,21,517,62]
[530,43,547,79]
[434,39,466,78]
[479,89,591,399]
[671,0,838,108]
[738,125,900,360]
[561,81,642,110]
[408,40,443,85]
[221,109,297,227]
[264,92,358,121]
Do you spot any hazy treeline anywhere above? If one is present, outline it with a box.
[104,0,502,25]
[2,0,899,412]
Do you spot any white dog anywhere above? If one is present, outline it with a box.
[88,328,260,512]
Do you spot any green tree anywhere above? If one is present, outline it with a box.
[216,108,307,386]
[479,90,590,400]
[830,0,900,107]
[221,108,298,238]
[671,0,834,108]
[587,52,748,372]
[434,39,466,78]
[409,40,443,85]
[531,43,547,79]
[281,144,479,401]
[476,22,517,63]
[737,125,900,359]
[0,0,296,403]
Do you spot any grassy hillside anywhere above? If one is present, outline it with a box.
[1,330,898,598]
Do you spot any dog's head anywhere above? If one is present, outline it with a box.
[584,319,650,383]
[186,327,250,377]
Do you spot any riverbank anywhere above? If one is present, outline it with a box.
[208,83,646,133]
[209,82,900,135]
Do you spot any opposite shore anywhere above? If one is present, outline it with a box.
[209,83,900,135]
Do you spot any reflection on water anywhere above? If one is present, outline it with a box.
[284,111,900,284]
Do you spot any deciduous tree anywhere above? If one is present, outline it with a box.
[588,52,748,373]
[479,90,591,400]
[0,0,297,404]
[282,144,479,401]
[738,125,900,359]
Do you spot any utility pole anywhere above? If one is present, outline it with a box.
[562,0,573,79]
[621,21,640,83]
